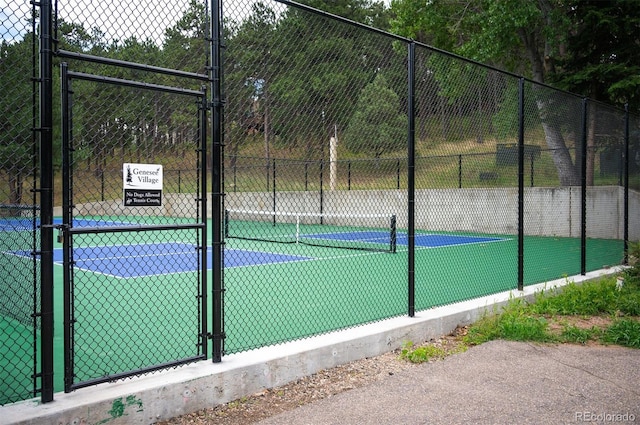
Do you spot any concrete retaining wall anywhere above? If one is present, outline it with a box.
[56,186,638,241]
[225,186,639,240]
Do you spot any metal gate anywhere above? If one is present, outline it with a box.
[60,63,209,391]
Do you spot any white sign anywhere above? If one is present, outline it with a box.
[123,163,163,206]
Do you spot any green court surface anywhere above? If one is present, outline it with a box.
[0,218,624,398]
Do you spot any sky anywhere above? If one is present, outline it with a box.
[2,0,395,45]
[1,0,190,44]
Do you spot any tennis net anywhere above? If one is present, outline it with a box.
[224,209,397,253]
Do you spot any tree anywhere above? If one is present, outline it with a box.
[550,0,640,112]
[344,74,407,157]
[163,0,208,74]
[390,0,583,185]
[265,0,397,159]
[548,0,640,185]
[0,38,33,206]
[224,2,279,169]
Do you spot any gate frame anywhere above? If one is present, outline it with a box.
[59,63,210,392]
[32,0,222,401]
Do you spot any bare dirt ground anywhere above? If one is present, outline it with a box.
[156,316,619,425]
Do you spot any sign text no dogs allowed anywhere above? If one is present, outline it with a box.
[123,163,163,206]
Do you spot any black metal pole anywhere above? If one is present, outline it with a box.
[517,78,524,291]
[273,158,276,225]
[580,98,588,275]
[407,42,416,317]
[211,0,224,363]
[623,104,630,264]
[61,62,74,394]
[199,87,209,359]
[39,0,55,403]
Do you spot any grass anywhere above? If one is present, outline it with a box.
[399,341,466,363]
[400,243,640,362]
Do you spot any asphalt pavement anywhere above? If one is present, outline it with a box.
[256,340,640,425]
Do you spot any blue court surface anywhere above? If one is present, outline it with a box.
[49,244,312,278]
[307,231,505,247]
[6,232,507,278]
[408,233,505,247]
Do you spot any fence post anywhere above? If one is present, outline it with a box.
[39,0,55,403]
[580,98,588,275]
[211,0,224,363]
[623,104,630,264]
[199,86,209,360]
[407,41,416,317]
[517,78,524,291]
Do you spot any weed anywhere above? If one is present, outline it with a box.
[498,312,555,342]
[466,272,639,349]
[601,319,640,348]
[399,341,448,363]
[463,308,503,346]
[529,280,619,316]
[559,324,602,345]
[409,263,640,360]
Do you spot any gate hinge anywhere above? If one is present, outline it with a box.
[206,332,226,340]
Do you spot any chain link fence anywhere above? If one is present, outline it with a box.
[221,0,638,353]
[1,0,639,407]
[1,0,41,406]
[60,67,209,391]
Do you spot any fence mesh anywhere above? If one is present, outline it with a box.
[60,44,208,389]
[1,0,639,406]
[1,0,41,405]
[222,0,409,353]
[221,0,636,354]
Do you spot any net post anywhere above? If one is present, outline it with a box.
[224,209,229,238]
[390,215,397,253]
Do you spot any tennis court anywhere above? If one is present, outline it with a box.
[0,214,624,396]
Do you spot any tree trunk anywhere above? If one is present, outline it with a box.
[8,171,24,205]
[521,21,581,186]
[539,119,580,186]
